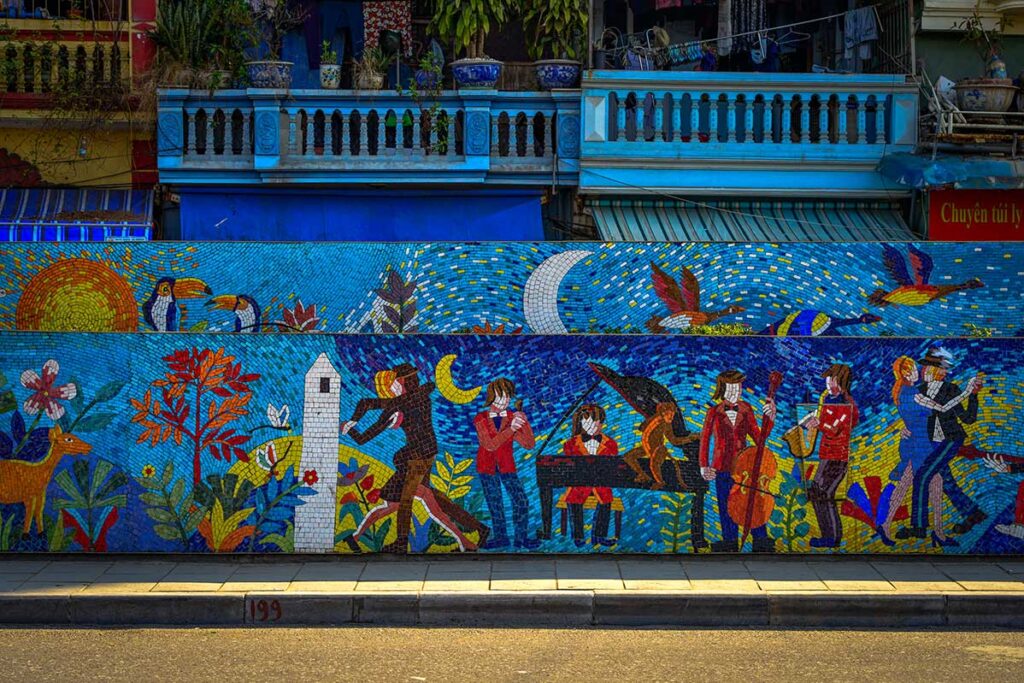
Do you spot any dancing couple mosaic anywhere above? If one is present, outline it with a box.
[1,333,1022,555]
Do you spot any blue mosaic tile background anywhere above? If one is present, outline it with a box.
[1,242,1020,336]
[0,333,1021,555]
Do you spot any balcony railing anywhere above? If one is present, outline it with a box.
[580,71,919,196]
[2,41,129,95]
[157,89,582,186]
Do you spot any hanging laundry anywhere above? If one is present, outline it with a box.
[718,0,732,56]
[844,7,878,61]
[363,0,413,56]
[731,0,766,53]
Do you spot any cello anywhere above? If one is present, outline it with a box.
[727,371,783,548]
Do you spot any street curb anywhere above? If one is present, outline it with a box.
[3,591,1024,627]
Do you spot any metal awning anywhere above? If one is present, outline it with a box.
[879,152,1024,190]
[591,199,914,242]
[0,188,153,242]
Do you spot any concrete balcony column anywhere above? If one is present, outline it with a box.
[157,88,189,170]
[249,90,286,171]
[552,90,583,162]
[460,90,496,174]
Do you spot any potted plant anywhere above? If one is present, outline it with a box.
[523,0,587,89]
[149,0,219,88]
[414,40,445,90]
[320,40,341,89]
[246,0,308,88]
[354,46,392,90]
[429,0,515,89]
[952,5,1017,114]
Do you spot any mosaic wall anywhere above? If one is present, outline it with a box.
[1,242,1021,337]
[1,333,1022,555]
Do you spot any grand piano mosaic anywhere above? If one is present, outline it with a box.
[1,241,1021,337]
[1,333,1022,555]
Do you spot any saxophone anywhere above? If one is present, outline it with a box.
[782,391,827,459]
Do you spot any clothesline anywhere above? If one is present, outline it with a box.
[687,5,883,47]
[606,4,883,48]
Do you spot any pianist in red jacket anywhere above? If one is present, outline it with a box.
[563,404,619,548]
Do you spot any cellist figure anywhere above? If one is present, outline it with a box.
[699,370,778,553]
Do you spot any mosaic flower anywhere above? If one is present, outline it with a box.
[366,488,381,504]
[266,403,290,429]
[281,301,322,332]
[303,469,319,486]
[360,474,375,491]
[338,457,369,486]
[20,359,76,420]
[340,491,359,506]
[141,464,156,478]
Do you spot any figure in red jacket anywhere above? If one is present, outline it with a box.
[699,369,777,553]
[474,377,540,550]
[804,363,859,548]
[563,404,619,547]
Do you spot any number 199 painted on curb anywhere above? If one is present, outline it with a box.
[249,599,282,622]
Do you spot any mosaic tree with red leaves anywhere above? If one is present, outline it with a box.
[130,347,261,485]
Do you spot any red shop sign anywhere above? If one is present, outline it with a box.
[929,189,1024,241]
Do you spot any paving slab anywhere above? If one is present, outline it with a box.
[286,580,360,592]
[870,561,966,592]
[291,563,366,581]
[935,563,1024,591]
[810,561,895,591]
[152,581,227,592]
[0,560,50,574]
[745,560,828,591]
[32,563,112,582]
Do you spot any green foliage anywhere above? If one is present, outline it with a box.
[769,467,811,551]
[680,322,754,336]
[43,513,73,552]
[63,378,125,434]
[658,493,692,553]
[262,520,294,552]
[355,46,394,79]
[522,0,588,61]
[193,473,255,519]
[250,0,307,61]
[427,452,475,548]
[149,0,254,85]
[320,40,338,66]
[429,0,517,59]
[953,3,1010,61]
[136,461,204,549]
[0,513,17,552]
[963,323,995,338]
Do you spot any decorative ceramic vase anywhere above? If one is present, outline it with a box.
[355,71,385,89]
[451,58,502,89]
[245,61,293,88]
[320,64,341,89]
[535,59,581,89]
[414,69,440,89]
[986,53,1008,80]
[954,78,1017,113]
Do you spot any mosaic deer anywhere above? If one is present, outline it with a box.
[0,425,92,536]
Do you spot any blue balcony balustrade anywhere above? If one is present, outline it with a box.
[157,89,581,186]
[580,71,919,197]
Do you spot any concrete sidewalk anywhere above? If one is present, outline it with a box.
[2,556,1024,627]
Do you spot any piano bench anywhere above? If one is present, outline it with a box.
[555,493,624,540]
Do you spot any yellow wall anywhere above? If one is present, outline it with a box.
[0,123,137,186]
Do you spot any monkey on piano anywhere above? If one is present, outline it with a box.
[623,402,698,489]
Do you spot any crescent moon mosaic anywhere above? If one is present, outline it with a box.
[522,250,593,334]
[434,353,482,405]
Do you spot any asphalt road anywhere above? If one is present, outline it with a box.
[1,627,1023,682]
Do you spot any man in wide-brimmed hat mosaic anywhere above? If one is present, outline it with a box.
[340,363,488,553]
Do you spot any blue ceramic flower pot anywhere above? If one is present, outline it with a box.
[451,58,502,89]
[245,61,293,89]
[535,60,581,90]
[414,69,440,89]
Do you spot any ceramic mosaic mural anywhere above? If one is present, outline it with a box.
[1,332,1022,555]
[1,241,1021,337]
